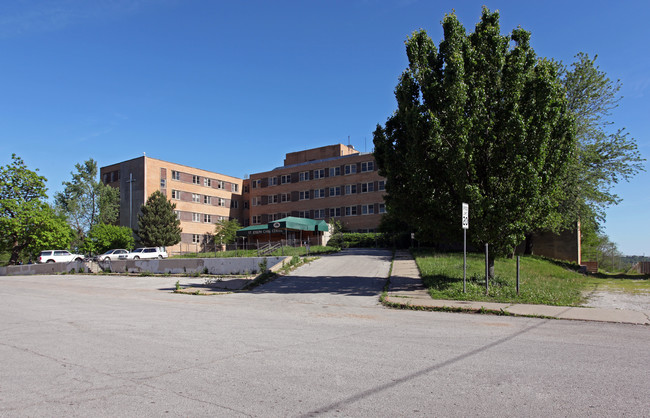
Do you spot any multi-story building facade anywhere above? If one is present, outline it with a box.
[101,144,386,252]
[244,144,386,232]
[100,156,244,253]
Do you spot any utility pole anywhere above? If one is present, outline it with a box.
[127,173,136,229]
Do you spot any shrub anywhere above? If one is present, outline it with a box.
[327,233,389,248]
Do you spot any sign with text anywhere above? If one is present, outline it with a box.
[462,203,469,229]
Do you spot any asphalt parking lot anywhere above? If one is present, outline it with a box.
[1,249,648,417]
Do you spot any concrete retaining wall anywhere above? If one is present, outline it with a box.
[0,257,288,276]
[108,257,287,275]
[0,261,98,276]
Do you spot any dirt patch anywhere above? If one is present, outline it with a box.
[583,290,650,312]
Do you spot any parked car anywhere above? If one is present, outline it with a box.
[38,250,85,264]
[96,249,129,262]
[120,247,168,260]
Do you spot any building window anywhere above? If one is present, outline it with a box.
[345,184,357,195]
[171,190,180,200]
[281,174,291,184]
[217,180,225,189]
[314,209,325,219]
[313,188,325,199]
[361,182,374,193]
[160,179,166,188]
[345,206,357,216]
[203,214,212,223]
[192,234,200,244]
[379,203,386,214]
[174,210,181,220]
[378,180,385,191]
[345,164,357,175]
[192,175,200,184]
[313,169,325,179]
[268,194,278,204]
[172,171,180,181]
[233,184,239,193]
[329,167,340,177]
[252,179,261,189]
[268,176,278,186]
[192,213,200,222]
[231,200,239,209]
[329,186,341,197]
[362,204,375,215]
[281,193,288,203]
[218,198,226,207]
[299,191,310,200]
[361,161,375,172]
[298,211,309,218]
[252,215,261,225]
[329,208,341,217]
[299,171,309,181]
[204,178,211,187]
[204,195,211,205]
[252,197,260,206]
[192,193,200,203]
[244,201,249,209]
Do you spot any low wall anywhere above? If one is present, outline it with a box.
[0,257,289,276]
[0,261,98,276]
[108,257,288,275]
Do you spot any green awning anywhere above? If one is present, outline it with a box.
[236,216,329,237]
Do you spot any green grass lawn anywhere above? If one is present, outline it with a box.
[413,250,649,306]
[172,245,339,259]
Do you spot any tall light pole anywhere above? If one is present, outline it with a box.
[127,173,136,229]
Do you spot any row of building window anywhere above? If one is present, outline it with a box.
[170,170,239,192]
[251,161,376,189]
[251,204,385,224]
[171,190,239,208]
[250,182,384,206]
[175,210,229,224]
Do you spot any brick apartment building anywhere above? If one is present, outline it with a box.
[244,144,385,231]
[100,144,386,252]
[100,156,244,253]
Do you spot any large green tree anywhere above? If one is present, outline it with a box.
[81,223,134,255]
[558,53,644,229]
[373,8,575,275]
[136,190,182,247]
[0,154,73,264]
[55,159,120,242]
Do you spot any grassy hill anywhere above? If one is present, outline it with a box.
[413,250,649,306]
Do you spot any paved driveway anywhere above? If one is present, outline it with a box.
[1,250,648,417]
[251,248,392,307]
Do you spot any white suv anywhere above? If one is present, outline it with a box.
[38,250,85,264]
[121,247,168,260]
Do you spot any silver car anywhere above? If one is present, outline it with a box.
[97,249,129,262]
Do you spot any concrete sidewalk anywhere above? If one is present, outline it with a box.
[386,251,650,325]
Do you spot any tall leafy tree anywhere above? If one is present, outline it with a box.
[136,190,181,247]
[0,154,73,264]
[55,159,120,241]
[81,224,134,255]
[373,8,575,275]
[213,218,241,245]
[558,53,644,228]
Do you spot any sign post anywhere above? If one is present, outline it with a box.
[462,203,469,293]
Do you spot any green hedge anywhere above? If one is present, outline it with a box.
[327,233,390,248]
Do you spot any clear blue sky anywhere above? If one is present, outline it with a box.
[1,0,648,255]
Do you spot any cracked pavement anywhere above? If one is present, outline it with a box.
[1,249,648,416]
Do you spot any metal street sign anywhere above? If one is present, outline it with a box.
[462,203,469,229]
